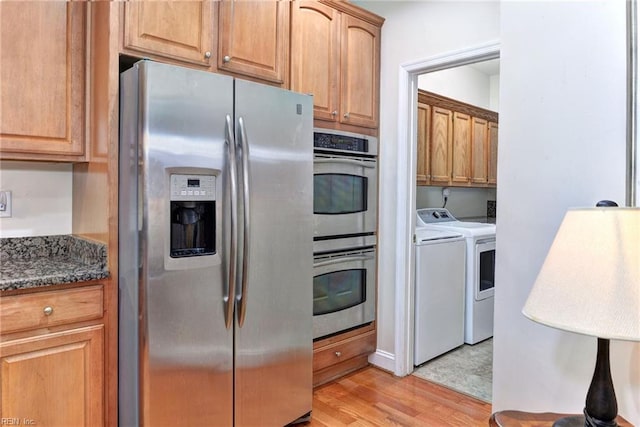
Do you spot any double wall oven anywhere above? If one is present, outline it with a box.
[312,129,378,340]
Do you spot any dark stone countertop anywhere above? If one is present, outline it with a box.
[0,235,109,292]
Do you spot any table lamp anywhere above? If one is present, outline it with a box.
[522,205,640,427]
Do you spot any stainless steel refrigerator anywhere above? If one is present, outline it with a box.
[118,60,313,427]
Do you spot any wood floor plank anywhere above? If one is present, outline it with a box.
[304,366,492,427]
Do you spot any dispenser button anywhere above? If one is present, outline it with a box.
[181,191,187,196]
[194,191,200,196]
[188,191,194,196]
[200,191,206,196]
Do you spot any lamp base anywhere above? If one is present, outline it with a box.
[552,412,618,427]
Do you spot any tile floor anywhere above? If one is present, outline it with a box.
[412,338,493,403]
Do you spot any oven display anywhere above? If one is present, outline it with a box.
[314,132,368,153]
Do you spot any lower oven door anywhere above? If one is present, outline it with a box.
[475,239,496,300]
[313,246,376,339]
[313,154,377,239]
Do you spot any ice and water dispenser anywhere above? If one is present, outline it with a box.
[169,174,216,258]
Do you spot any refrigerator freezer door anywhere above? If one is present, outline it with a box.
[233,80,314,426]
[119,61,234,427]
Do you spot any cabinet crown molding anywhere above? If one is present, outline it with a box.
[319,0,385,26]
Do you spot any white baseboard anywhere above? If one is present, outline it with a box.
[368,349,397,374]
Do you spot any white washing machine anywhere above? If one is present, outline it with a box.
[414,227,466,365]
[417,208,496,344]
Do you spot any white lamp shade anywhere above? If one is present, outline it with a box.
[523,207,640,341]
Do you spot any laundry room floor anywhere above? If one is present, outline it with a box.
[412,338,493,403]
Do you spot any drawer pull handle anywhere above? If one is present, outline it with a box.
[335,351,342,357]
[43,306,53,316]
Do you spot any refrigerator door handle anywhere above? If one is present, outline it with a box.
[225,114,239,329]
[236,116,251,328]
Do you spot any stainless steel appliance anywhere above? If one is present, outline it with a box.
[313,129,378,240]
[118,60,313,427]
[312,237,377,339]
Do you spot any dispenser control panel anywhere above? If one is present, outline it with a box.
[170,174,215,201]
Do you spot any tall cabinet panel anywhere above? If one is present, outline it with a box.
[471,117,489,183]
[218,1,289,85]
[0,1,86,158]
[339,14,380,129]
[122,1,214,67]
[290,2,340,122]
[451,112,471,184]
[430,107,453,184]
[416,102,431,185]
[488,121,499,185]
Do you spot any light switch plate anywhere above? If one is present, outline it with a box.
[0,190,12,218]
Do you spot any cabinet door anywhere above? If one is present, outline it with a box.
[471,117,488,184]
[290,1,340,121]
[218,1,289,84]
[451,112,471,184]
[488,121,499,185]
[430,107,452,184]
[1,325,104,426]
[416,102,431,185]
[123,1,214,67]
[0,1,85,157]
[340,14,380,129]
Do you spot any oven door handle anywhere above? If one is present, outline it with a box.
[313,254,375,268]
[314,158,376,169]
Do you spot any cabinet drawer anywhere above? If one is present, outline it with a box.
[313,329,376,372]
[1,285,103,334]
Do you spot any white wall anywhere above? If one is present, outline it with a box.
[418,65,493,109]
[0,161,73,237]
[416,186,496,219]
[495,1,639,424]
[354,0,500,370]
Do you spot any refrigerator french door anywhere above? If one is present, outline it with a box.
[119,60,313,427]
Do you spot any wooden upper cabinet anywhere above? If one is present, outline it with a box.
[291,1,382,131]
[430,107,452,184]
[488,121,499,184]
[451,112,471,184]
[340,14,380,129]
[123,1,214,67]
[418,90,498,188]
[471,117,489,184]
[290,1,340,122]
[416,102,431,185]
[218,1,289,85]
[0,1,86,158]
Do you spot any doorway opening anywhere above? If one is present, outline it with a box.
[411,59,499,402]
[392,41,500,400]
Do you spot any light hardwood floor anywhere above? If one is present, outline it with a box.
[304,366,492,427]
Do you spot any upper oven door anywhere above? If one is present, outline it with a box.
[313,154,377,239]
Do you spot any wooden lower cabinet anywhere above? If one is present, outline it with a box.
[313,324,376,387]
[1,325,104,426]
[0,284,106,426]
